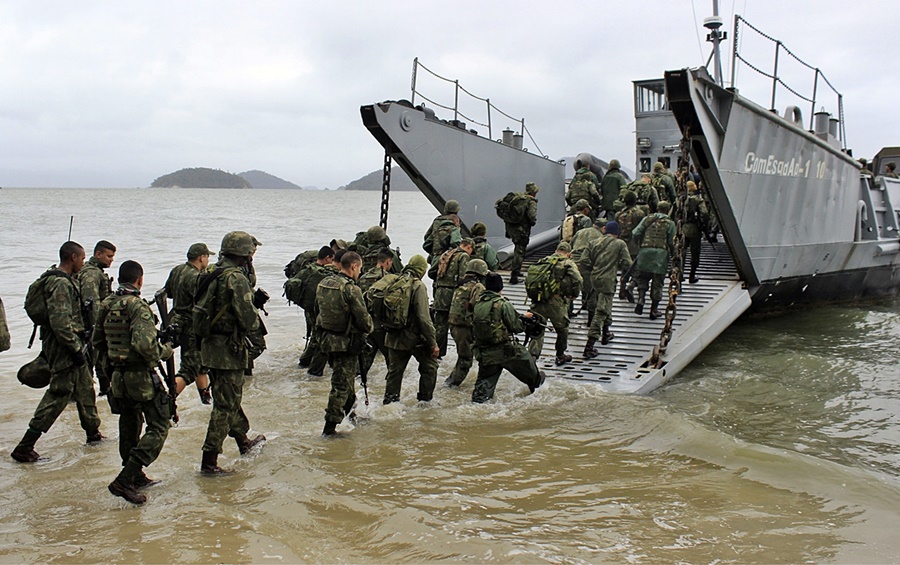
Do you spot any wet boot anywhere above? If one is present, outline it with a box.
[108,460,147,505]
[601,325,614,345]
[200,451,233,475]
[235,433,266,455]
[634,292,645,316]
[554,354,572,366]
[649,300,661,320]
[583,338,600,359]
[322,421,338,436]
[86,430,106,444]
[133,470,160,489]
[10,429,42,463]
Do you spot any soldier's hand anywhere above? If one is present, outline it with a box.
[70,350,86,367]
[430,345,440,359]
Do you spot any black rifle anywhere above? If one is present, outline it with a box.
[519,312,547,348]
[357,342,374,407]
[80,297,95,359]
[151,289,179,424]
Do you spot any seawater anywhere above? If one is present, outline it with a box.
[0,188,899,564]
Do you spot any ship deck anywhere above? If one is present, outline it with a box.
[495,239,750,394]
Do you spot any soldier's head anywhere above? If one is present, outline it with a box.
[376,247,394,270]
[658,201,671,214]
[59,241,86,274]
[460,238,475,255]
[366,225,386,242]
[594,217,608,231]
[605,221,621,238]
[555,241,572,257]
[443,200,461,215]
[525,182,540,196]
[888,162,897,173]
[470,222,487,237]
[330,238,348,252]
[687,180,698,193]
[333,248,347,267]
[608,159,621,170]
[641,173,652,182]
[485,272,504,293]
[404,254,428,280]
[220,231,256,265]
[93,240,116,269]
[574,199,591,214]
[317,245,335,265]
[653,161,665,173]
[118,260,144,289]
[623,190,637,206]
[465,259,489,278]
[187,243,215,270]
[340,251,363,280]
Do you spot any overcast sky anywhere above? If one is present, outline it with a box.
[1,1,896,189]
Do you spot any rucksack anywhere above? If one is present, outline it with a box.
[366,273,413,330]
[24,268,71,326]
[472,294,509,346]
[561,215,575,242]
[566,176,594,204]
[284,264,330,310]
[448,280,482,326]
[431,219,457,254]
[525,255,563,302]
[193,266,241,339]
[495,192,529,223]
[283,249,317,279]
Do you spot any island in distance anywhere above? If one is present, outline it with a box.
[150,167,303,189]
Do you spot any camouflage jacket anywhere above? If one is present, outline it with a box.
[383,277,437,351]
[633,214,676,275]
[429,248,471,311]
[472,237,500,270]
[449,278,485,327]
[358,265,389,294]
[199,256,259,370]
[600,169,628,212]
[571,225,605,264]
[94,285,173,401]
[315,272,373,354]
[0,296,9,352]
[41,270,85,372]
[423,214,462,257]
[577,235,633,294]
[76,256,111,322]
[652,172,677,204]
[164,262,201,333]
[566,167,602,209]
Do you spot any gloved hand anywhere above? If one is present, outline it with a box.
[70,350,86,367]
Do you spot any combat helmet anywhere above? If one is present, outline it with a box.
[220,230,257,257]
[608,159,621,170]
[366,225,386,242]
[466,258,489,277]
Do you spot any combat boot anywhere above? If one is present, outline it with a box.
[508,271,520,285]
[235,433,266,455]
[133,471,160,489]
[554,354,572,366]
[601,325,614,345]
[634,290,645,315]
[689,267,699,284]
[10,429,42,463]
[583,338,600,359]
[649,300,661,320]
[86,430,106,444]
[108,477,147,505]
[322,421,338,436]
[200,451,234,475]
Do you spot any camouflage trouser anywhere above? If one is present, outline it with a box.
[447,324,474,386]
[472,344,541,403]
[686,232,701,275]
[635,270,665,303]
[202,369,250,454]
[116,389,171,467]
[361,329,388,377]
[588,293,614,339]
[29,364,100,434]
[176,338,203,385]
[90,350,111,394]
[299,310,328,374]
[384,347,438,403]
[325,353,357,424]
[433,309,450,358]
[509,234,529,274]
[528,298,569,359]
[577,265,596,317]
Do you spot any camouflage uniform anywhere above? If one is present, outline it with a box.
[198,255,260,456]
[288,262,335,374]
[683,192,710,282]
[471,290,544,403]
[351,227,403,274]
[445,260,487,387]
[358,265,391,377]
[600,167,628,218]
[94,284,174,490]
[0,296,9,352]
[503,185,539,278]
[429,247,471,357]
[316,271,373,426]
[164,262,203,384]
[578,234,632,342]
[472,236,500,270]
[616,203,646,259]
[383,260,438,404]
[571,224,605,320]
[77,256,112,394]
[632,212,676,313]
[566,167,602,214]
[423,201,462,262]
[652,165,677,209]
[527,251,582,363]
[23,270,100,445]
[630,179,660,216]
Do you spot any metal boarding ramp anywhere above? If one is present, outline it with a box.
[497,239,751,394]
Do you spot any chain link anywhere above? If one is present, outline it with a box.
[380,153,392,230]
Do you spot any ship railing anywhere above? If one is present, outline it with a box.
[730,15,846,150]
[409,57,546,157]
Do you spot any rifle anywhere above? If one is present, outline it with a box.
[357,342,374,407]
[151,289,179,423]
[519,312,547,348]
[619,264,636,302]
[80,297,95,359]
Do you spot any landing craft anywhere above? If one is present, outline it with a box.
[359,3,900,394]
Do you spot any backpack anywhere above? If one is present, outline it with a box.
[283,249,317,279]
[366,273,414,331]
[24,268,71,326]
[284,264,330,310]
[495,192,529,223]
[192,266,241,339]
[448,280,482,326]
[561,215,576,242]
[525,255,563,302]
[430,219,457,254]
[566,176,594,204]
[472,294,510,346]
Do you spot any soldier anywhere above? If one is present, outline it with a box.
[503,182,539,285]
[0,295,9,353]
[11,241,103,463]
[526,241,583,366]
[194,231,266,475]
[285,246,335,376]
[243,239,269,378]
[471,273,546,403]
[652,161,677,208]
[94,260,175,505]
[429,237,473,358]
[579,222,633,357]
[470,222,499,271]
[632,201,676,319]
[76,240,116,396]
[683,181,710,284]
[562,199,593,243]
[164,242,214,402]
[381,255,439,404]
[571,217,606,326]
[615,190,646,260]
[600,159,628,219]
[316,251,373,436]
[357,247,394,376]
[444,258,488,388]
[566,161,602,215]
[423,200,462,261]
[629,173,660,216]
[886,162,899,178]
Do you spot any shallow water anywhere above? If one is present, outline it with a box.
[0,188,898,563]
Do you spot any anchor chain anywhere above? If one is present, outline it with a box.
[650,128,692,368]
[379,152,392,230]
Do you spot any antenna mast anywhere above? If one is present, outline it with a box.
[704,0,726,86]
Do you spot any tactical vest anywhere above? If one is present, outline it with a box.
[616,207,640,239]
[449,279,482,326]
[472,294,510,347]
[641,216,671,249]
[316,275,352,333]
[104,293,141,365]
[436,248,466,287]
